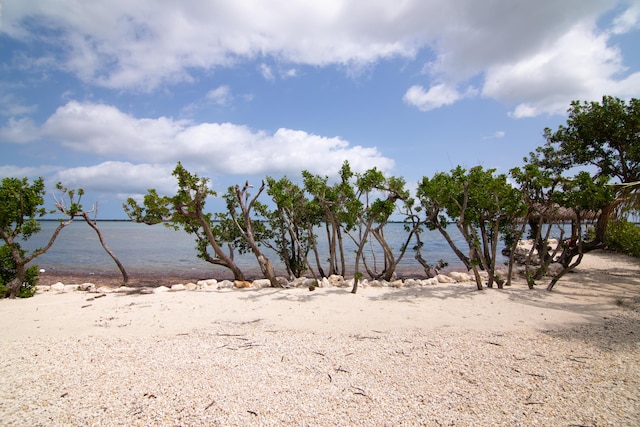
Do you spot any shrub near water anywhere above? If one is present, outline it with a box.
[605,219,640,258]
[0,245,39,298]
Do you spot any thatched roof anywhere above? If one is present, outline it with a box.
[530,203,600,222]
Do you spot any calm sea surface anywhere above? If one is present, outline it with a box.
[23,220,506,278]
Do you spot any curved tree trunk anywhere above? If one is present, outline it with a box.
[196,214,246,281]
[81,212,128,285]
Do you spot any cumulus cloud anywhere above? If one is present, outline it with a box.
[403,84,463,111]
[483,21,639,118]
[2,1,638,116]
[38,101,394,176]
[0,164,62,179]
[52,161,177,196]
[1,1,423,90]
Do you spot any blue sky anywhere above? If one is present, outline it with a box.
[1,0,639,219]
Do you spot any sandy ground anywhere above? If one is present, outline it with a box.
[1,250,639,426]
[5,250,639,339]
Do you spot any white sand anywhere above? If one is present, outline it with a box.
[1,250,639,426]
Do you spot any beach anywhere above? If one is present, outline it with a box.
[1,250,639,426]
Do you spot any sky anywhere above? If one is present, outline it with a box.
[1,0,639,219]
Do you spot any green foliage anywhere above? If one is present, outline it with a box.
[351,167,413,281]
[604,219,640,258]
[0,176,48,241]
[124,162,247,280]
[1,177,77,297]
[512,98,637,289]
[112,98,634,290]
[417,165,525,288]
[266,176,317,277]
[541,96,640,183]
[301,161,359,276]
[0,245,39,298]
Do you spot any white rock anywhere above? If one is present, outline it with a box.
[328,274,346,287]
[289,277,305,287]
[96,286,113,293]
[185,282,197,291]
[403,279,421,288]
[547,263,565,276]
[114,286,137,293]
[319,277,330,288]
[391,279,403,288]
[79,282,96,292]
[252,279,272,288]
[50,282,65,292]
[64,284,80,292]
[436,274,456,284]
[302,278,319,288]
[153,286,170,293]
[277,277,290,287]
[171,284,186,291]
[425,277,439,286]
[217,280,234,289]
[197,279,218,287]
[449,272,472,282]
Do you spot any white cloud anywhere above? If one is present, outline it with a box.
[282,68,298,78]
[482,21,638,118]
[42,101,187,156]
[2,1,638,116]
[206,85,232,105]
[483,131,506,140]
[0,93,37,117]
[53,161,176,195]
[38,101,395,176]
[1,1,424,90]
[0,164,62,179]
[403,84,464,111]
[0,117,40,144]
[260,64,275,81]
[611,2,640,34]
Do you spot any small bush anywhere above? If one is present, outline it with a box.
[605,219,640,258]
[0,245,39,298]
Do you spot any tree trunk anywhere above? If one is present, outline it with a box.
[351,218,374,294]
[82,213,129,285]
[308,225,326,278]
[197,215,246,281]
[5,262,26,299]
[433,221,471,269]
[234,182,281,288]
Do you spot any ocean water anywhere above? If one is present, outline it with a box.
[22,220,499,278]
